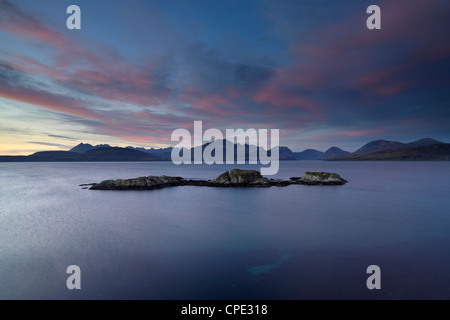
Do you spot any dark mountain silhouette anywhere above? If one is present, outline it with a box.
[351,138,444,155]
[353,140,406,154]
[28,151,82,161]
[126,145,173,154]
[158,140,318,161]
[319,147,350,160]
[405,138,443,148]
[0,147,157,162]
[181,139,269,162]
[81,147,158,161]
[125,146,173,160]
[279,147,298,160]
[193,140,320,161]
[329,143,450,161]
[293,149,323,160]
[0,137,447,162]
[0,151,82,162]
[70,143,111,153]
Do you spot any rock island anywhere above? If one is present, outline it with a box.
[82,169,347,190]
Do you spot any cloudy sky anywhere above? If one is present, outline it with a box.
[0,0,449,155]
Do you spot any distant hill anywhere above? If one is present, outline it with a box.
[0,151,82,162]
[405,138,443,148]
[353,140,406,154]
[28,151,83,161]
[125,146,173,160]
[81,147,158,161]
[319,147,350,160]
[69,143,172,160]
[1,138,447,162]
[279,147,298,160]
[0,147,158,162]
[70,143,111,153]
[183,139,273,162]
[126,145,173,154]
[328,143,450,161]
[352,138,444,155]
[189,141,322,161]
[293,149,323,160]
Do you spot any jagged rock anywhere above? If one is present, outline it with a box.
[86,170,347,190]
[210,169,271,187]
[90,175,185,190]
[299,172,347,185]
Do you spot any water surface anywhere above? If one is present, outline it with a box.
[0,161,449,299]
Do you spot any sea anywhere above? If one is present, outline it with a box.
[0,161,449,299]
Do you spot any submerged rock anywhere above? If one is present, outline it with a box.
[86,170,347,190]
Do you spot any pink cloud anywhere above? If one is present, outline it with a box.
[0,85,99,120]
[282,0,450,96]
[343,128,386,137]
[0,1,163,107]
[252,81,320,113]
[0,1,73,52]
[1,53,67,79]
[1,0,447,149]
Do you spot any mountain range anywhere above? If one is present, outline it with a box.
[0,138,448,162]
[329,140,450,161]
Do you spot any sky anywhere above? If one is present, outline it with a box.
[0,0,449,155]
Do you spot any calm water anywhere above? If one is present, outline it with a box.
[0,161,449,300]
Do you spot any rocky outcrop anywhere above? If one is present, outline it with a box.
[210,169,271,187]
[295,171,347,185]
[88,175,185,190]
[85,169,347,190]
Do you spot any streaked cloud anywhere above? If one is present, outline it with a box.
[0,0,449,154]
[46,134,76,140]
[27,141,68,147]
